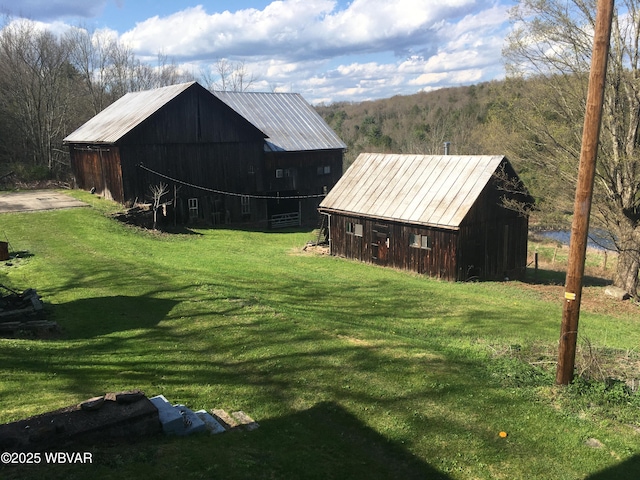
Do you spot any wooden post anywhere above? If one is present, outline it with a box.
[556,0,614,385]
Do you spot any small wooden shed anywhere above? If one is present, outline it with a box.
[318,153,532,281]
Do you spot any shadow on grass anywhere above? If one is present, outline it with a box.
[586,454,640,480]
[0,402,452,480]
[52,295,179,339]
[522,267,611,287]
[196,401,452,480]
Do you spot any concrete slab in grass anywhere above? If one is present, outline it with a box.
[195,410,227,434]
[149,395,185,435]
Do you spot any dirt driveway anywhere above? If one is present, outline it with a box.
[0,190,87,213]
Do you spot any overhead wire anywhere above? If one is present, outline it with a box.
[137,163,328,200]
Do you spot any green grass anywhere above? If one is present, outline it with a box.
[0,191,639,479]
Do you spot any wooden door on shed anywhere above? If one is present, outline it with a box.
[371,224,389,265]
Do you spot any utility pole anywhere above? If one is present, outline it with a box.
[556,0,615,385]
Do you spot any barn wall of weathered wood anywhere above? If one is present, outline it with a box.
[69,145,124,202]
[263,150,343,226]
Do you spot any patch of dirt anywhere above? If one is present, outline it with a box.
[517,282,639,318]
[302,243,330,255]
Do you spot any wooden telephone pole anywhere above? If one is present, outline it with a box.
[556,0,615,385]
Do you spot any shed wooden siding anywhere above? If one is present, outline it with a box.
[456,179,529,280]
[328,215,458,280]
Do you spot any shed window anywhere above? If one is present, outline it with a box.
[347,222,363,237]
[317,165,331,175]
[275,168,284,178]
[410,233,431,250]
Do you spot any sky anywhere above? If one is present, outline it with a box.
[1,0,518,104]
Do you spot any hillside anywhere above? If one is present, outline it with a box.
[315,80,573,228]
[315,81,506,168]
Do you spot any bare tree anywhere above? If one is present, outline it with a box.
[0,19,75,175]
[504,0,640,297]
[149,182,170,230]
[66,26,115,115]
[202,58,257,92]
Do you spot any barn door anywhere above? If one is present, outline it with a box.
[371,224,389,265]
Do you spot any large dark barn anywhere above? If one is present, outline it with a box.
[319,153,533,281]
[64,82,346,227]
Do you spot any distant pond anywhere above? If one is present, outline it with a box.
[537,229,616,251]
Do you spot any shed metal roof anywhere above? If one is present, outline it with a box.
[319,153,509,230]
[64,82,199,144]
[214,91,347,152]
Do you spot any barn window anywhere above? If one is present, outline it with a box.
[275,168,284,178]
[241,195,250,215]
[248,165,255,175]
[317,165,331,175]
[188,198,199,219]
[410,234,421,248]
[421,235,431,250]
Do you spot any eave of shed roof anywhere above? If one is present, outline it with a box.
[319,153,509,230]
[214,91,347,152]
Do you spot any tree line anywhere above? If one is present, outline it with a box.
[0,17,256,182]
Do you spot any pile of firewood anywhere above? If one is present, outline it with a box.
[0,285,57,336]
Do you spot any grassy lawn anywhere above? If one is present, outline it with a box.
[0,191,639,479]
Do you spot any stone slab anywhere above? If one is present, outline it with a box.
[195,410,226,434]
[211,409,240,431]
[173,405,206,436]
[149,395,184,435]
[232,411,260,431]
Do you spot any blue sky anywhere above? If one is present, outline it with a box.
[1,0,517,104]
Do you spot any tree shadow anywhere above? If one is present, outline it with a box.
[51,295,179,339]
[205,401,452,479]
[522,267,611,287]
[586,454,640,480]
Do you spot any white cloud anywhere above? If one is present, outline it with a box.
[3,0,516,103]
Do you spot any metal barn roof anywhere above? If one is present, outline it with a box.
[319,153,509,230]
[214,91,347,152]
[64,82,199,144]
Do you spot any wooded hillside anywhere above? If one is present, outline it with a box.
[315,80,566,227]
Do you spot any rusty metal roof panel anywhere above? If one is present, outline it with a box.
[214,91,346,152]
[319,153,506,229]
[63,82,198,144]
